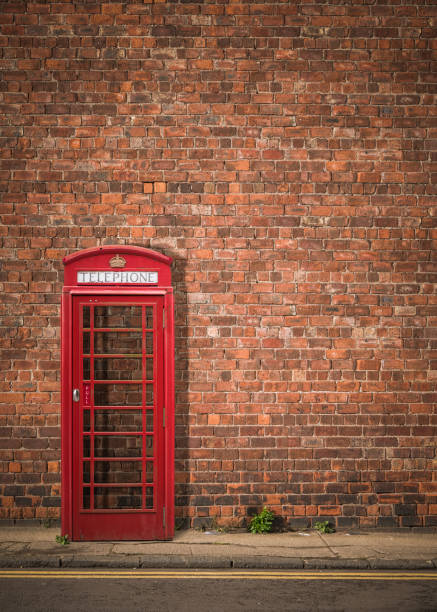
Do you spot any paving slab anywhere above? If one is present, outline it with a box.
[321,533,437,561]
[28,541,114,556]
[0,542,30,553]
[0,527,59,543]
[187,543,334,559]
[0,527,436,570]
[174,530,324,546]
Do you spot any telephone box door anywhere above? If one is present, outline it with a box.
[72,295,165,541]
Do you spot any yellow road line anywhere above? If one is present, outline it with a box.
[0,571,436,581]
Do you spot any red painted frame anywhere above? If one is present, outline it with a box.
[62,246,174,541]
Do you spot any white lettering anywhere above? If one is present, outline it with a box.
[77,271,159,284]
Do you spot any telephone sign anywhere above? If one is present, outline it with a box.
[77,271,158,284]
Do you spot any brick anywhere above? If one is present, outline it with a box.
[0,0,434,531]
[153,182,166,193]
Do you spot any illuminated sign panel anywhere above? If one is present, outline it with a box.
[77,271,158,284]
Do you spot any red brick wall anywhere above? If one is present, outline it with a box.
[0,1,436,529]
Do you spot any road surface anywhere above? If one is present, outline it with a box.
[0,569,436,611]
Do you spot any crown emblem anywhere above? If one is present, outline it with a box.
[109,254,126,268]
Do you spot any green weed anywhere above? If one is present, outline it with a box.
[249,507,275,534]
[314,521,335,534]
[55,534,70,546]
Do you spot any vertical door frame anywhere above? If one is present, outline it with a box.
[61,287,174,540]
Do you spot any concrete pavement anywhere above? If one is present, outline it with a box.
[0,527,436,570]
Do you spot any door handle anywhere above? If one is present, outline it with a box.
[72,388,80,402]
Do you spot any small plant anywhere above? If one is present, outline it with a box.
[55,534,70,546]
[174,518,186,531]
[209,517,229,533]
[314,520,335,534]
[249,507,275,534]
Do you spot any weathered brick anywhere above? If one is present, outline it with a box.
[0,0,435,530]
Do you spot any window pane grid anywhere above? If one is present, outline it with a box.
[80,303,156,512]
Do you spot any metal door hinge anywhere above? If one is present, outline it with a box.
[163,506,166,528]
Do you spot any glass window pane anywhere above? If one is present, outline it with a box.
[94,435,142,458]
[83,461,90,484]
[146,332,153,354]
[146,486,154,509]
[94,306,142,329]
[94,461,143,484]
[94,331,142,355]
[94,487,142,509]
[146,411,153,432]
[94,357,142,381]
[146,435,153,457]
[83,358,90,380]
[146,306,153,329]
[83,332,90,355]
[83,306,90,329]
[146,385,153,405]
[145,461,153,483]
[83,410,90,432]
[83,435,90,458]
[94,383,142,406]
[146,358,153,380]
[83,487,90,509]
[94,409,142,432]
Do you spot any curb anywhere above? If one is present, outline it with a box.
[0,555,435,571]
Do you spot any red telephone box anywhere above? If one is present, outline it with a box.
[61,246,174,541]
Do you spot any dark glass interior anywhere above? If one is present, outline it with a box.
[83,487,90,509]
[145,487,154,509]
[83,306,90,329]
[146,307,153,329]
[83,410,90,432]
[83,461,90,484]
[94,409,143,432]
[94,331,142,356]
[94,435,143,458]
[94,357,142,380]
[146,358,153,380]
[94,461,142,484]
[94,306,142,329]
[94,487,142,509]
[94,383,142,406]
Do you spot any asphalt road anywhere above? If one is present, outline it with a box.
[0,569,436,612]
